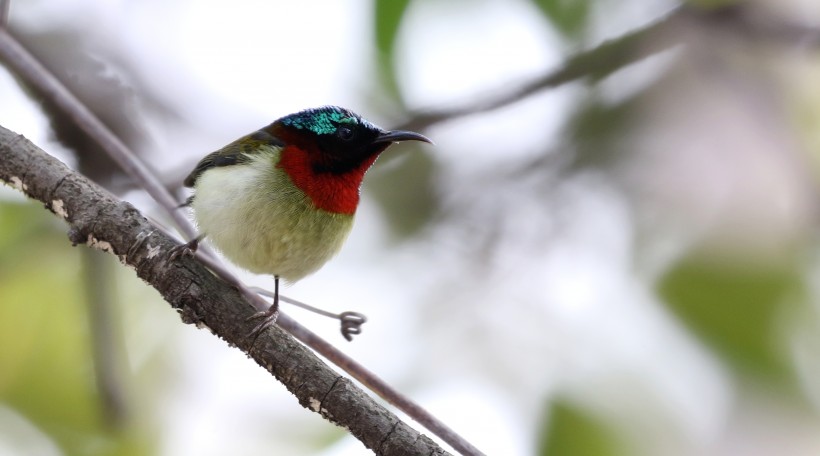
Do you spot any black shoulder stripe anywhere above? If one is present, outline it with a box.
[183,150,248,187]
[183,129,282,188]
[212,155,239,167]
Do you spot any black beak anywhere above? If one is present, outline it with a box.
[374,129,433,145]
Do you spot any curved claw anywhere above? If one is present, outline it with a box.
[168,235,202,262]
[339,311,367,342]
[246,305,279,345]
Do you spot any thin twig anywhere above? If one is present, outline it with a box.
[395,4,820,132]
[394,6,686,132]
[0,29,194,238]
[396,4,820,133]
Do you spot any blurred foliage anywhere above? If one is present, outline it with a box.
[538,399,628,456]
[0,202,153,455]
[532,0,591,40]
[567,93,641,170]
[374,0,413,105]
[369,148,437,240]
[659,255,805,389]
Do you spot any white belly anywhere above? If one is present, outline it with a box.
[190,152,354,282]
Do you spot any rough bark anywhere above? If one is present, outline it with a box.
[0,125,450,456]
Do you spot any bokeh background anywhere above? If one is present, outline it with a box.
[2,0,820,455]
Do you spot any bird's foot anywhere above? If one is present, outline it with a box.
[168,235,203,262]
[248,287,369,342]
[246,303,279,345]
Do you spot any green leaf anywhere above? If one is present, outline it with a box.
[658,256,804,387]
[374,0,413,103]
[539,400,628,456]
[532,0,590,40]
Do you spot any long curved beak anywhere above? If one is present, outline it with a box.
[375,129,433,145]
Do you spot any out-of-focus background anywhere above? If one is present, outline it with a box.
[2,0,820,455]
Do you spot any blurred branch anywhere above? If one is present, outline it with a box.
[396,4,820,132]
[696,3,820,47]
[0,125,459,456]
[395,6,684,132]
[0,27,482,456]
[0,29,189,234]
[2,0,182,190]
[82,249,129,427]
[0,0,8,28]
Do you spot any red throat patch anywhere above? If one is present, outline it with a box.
[276,146,378,214]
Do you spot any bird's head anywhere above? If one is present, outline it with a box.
[269,105,431,175]
[266,106,431,214]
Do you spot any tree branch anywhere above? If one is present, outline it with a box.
[395,4,820,132]
[394,6,685,132]
[0,125,457,456]
[0,26,482,455]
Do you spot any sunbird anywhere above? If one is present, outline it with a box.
[180,106,431,334]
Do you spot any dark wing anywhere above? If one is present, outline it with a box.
[183,129,285,187]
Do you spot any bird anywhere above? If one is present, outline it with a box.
[178,105,432,337]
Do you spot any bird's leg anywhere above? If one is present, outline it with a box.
[247,275,280,341]
[247,286,368,341]
[168,234,205,262]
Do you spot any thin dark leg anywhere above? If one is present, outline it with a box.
[247,286,369,342]
[273,275,279,309]
[247,275,280,342]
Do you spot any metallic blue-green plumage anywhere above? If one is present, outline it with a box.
[279,106,378,136]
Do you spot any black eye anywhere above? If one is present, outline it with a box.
[337,126,355,141]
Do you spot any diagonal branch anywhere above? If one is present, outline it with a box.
[395,4,820,132]
[0,125,458,456]
[394,6,686,132]
[0,28,192,236]
[0,27,481,455]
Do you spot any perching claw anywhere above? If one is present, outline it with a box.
[248,286,368,341]
[168,234,205,262]
[246,303,280,346]
[246,276,281,346]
